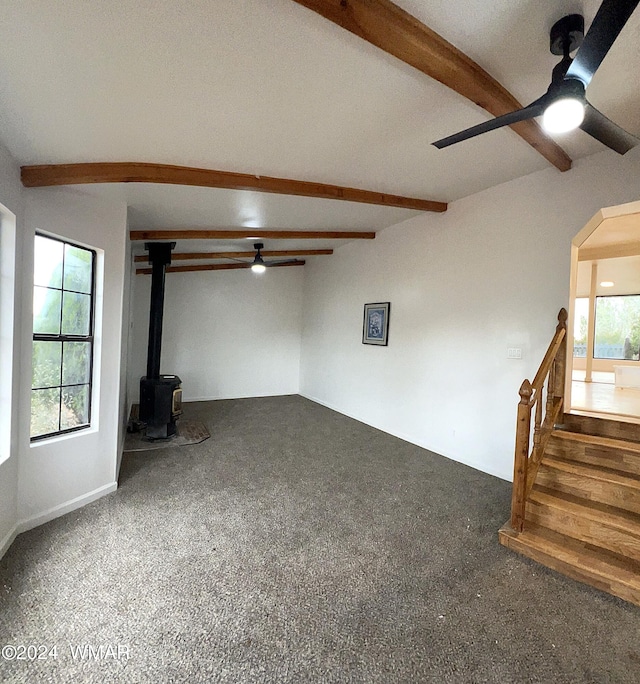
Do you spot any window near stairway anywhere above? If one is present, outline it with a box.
[573,297,589,358]
[31,234,96,440]
[594,294,640,361]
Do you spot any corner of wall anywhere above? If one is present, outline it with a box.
[16,187,128,529]
[0,142,23,558]
[117,221,134,480]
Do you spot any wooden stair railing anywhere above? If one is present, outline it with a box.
[511,308,568,533]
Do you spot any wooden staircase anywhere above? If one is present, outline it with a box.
[498,310,640,606]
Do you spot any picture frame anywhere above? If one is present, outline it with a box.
[362,302,390,346]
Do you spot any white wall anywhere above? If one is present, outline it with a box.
[300,149,640,481]
[128,265,304,403]
[17,188,127,527]
[1,146,637,555]
[0,143,23,555]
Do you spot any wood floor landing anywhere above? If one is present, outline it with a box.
[571,378,640,422]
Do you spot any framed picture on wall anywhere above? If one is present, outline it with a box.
[362,302,390,346]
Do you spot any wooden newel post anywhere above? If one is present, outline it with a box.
[554,308,568,400]
[511,379,533,533]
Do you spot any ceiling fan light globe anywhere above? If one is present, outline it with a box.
[251,262,266,274]
[542,97,585,133]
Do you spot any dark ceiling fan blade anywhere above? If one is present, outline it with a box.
[432,96,548,149]
[565,0,639,87]
[580,101,639,154]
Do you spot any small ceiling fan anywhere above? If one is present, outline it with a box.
[433,0,639,155]
[239,243,303,273]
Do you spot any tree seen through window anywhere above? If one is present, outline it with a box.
[31,234,95,440]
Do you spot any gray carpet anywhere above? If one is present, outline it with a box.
[0,395,638,683]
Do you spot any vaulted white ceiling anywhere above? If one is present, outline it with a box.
[1,0,639,258]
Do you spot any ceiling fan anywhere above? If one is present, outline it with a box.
[433,0,639,155]
[239,243,303,273]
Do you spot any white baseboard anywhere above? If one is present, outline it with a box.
[16,481,118,536]
[299,392,510,482]
[0,524,18,559]
[184,391,297,403]
[130,392,299,404]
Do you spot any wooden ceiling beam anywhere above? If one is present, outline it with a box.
[130,229,374,240]
[134,249,332,263]
[293,0,572,172]
[20,162,447,212]
[136,261,305,275]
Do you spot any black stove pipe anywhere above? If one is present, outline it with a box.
[145,242,175,380]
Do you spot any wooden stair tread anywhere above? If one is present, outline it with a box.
[551,429,640,453]
[559,413,640,443]
[545,432,640,478]
[502,522,640,579]
[536,460,640,516]
[499,523,640,605]
[566,409,640,424]
[529,485,640,536]
[543,455,640,489]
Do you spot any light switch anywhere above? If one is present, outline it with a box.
[507,347,522,359]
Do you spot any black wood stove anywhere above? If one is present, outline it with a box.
[139,242,183,439]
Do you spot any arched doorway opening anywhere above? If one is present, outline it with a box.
[565,200,640,421]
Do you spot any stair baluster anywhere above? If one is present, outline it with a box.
[510,308,568,532]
